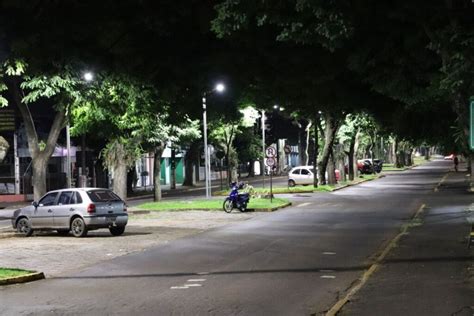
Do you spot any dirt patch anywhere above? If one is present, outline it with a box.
[0,211,261,277]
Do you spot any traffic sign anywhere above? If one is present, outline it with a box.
[265,146,276,158]
[266,157,276,167]
[284,145,292,154]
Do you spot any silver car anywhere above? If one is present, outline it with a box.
[12,188,128,237]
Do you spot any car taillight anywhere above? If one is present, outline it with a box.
[87,203,96,214]
[124,204,128,212]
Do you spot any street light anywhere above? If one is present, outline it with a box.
[202,82,225,198]
[83,72,94,82]
[66,71,94,188]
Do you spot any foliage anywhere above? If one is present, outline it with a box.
[212,0,353,50]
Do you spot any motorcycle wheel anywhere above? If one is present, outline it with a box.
[239,202,248,212]
[223,199,233,213]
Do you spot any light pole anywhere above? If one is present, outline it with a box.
[66,71,94,188]
[261,110,266,189]
[202,83,225,199]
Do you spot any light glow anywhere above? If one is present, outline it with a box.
[83,72,94,82]
[215,83,225,93]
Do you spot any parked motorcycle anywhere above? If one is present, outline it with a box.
[223,182,250,213]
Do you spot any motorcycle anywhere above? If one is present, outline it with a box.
[223,182,250,213]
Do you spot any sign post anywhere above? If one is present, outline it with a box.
[265,147,276,203]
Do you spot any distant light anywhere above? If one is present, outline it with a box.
[280,107,285,111]
[215,83,225,93]
[273,104,279,109]
[84,72,94,82]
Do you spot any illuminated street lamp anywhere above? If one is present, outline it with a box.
[202,83,225,198]
[66,71,94,188]
[83,72,94,82]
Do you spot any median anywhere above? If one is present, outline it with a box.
[0,267,44,285]
[136,197,291,212]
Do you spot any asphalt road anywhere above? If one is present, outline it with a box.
[0,160,466,315]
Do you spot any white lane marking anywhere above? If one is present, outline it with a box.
[184,284,202,287]
[187,279,206,282]
[197,272,210,275]
[0,226,12,230]
[321,275,336,279]
[297,202,311,207]
[170,286,189,290]
[322,252,336,255]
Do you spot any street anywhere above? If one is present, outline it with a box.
[0,160,472,315]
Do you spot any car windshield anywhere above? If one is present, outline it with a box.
[87,190,122,202]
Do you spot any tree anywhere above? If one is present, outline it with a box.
[1,60,82,201]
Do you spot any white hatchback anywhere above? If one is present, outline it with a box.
[288,166,316,186]
[12,188,128,237]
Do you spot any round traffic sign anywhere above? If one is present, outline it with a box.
[265,146,276,158]
[266,157,276,166]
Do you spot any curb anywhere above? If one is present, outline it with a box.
[129,202,293,214]
[0,232,16,239]
[0,271,45,286]
[250,202,292,212]
[330,175,384,192]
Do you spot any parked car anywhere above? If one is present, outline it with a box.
[12,188,128,237]
[287,166,340,187]
[344,159,383,175]
[444,154,454,160]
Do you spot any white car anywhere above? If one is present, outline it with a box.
[288,166,341,187]
[288,166,316,186]
[12,188,128,237]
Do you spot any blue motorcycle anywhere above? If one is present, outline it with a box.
[223,182,250,213]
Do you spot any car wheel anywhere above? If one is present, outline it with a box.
[109,226,125,236]
[17,218,33,237]
[71,217,88,237]
[288,180,296,187]
[57,229,70,236]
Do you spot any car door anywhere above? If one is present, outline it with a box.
[54,191,76,228]
[31,192,59,228]
[300,168,313,184]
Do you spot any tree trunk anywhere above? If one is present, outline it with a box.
[327,150,337,185]
[183,141,199,186]
[353,128,361,178]
[170,148,176,189]
[313,112,319,188]
[153,145,164,201]
[32,156,48,201]
[304,120,312,165]
[347,132,356,181]
[318,112,340,185]
[248,160,255,177]
[113,160,127,201]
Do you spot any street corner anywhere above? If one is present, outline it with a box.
[0,271,45,286]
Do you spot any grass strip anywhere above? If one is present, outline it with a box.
[137,197,289,211]
[0,268,34,280]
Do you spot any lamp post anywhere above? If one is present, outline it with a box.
[66,71,94,188]
[261,110,266,189]
[202,83,225,199]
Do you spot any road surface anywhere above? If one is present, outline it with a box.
[0,160,471,315]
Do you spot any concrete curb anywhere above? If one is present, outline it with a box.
[330,175,385,192]
[0,271,45,286]
[129,202,293,214]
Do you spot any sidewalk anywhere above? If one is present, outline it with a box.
[339,168,474,315]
